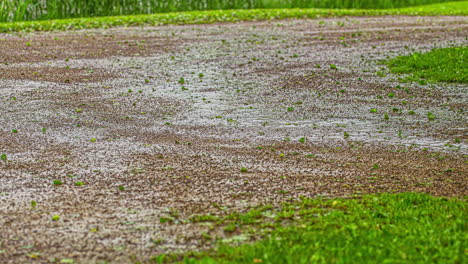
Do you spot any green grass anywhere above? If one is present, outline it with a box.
[387,47,468,83]
[0,0,464,22]
[167,193,466,264]
[0,1,467,33]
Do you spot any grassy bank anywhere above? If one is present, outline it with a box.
[0,1,467,33]
[387,47,468,83]
[156,193,466,264]
[0,0,464,22]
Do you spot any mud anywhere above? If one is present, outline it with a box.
[0,66,113,83]
[0,16,467,263]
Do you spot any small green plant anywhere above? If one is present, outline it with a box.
[224,223,237,232]
[387,92,395,98]
[53,180,63,185]
[376,71,387,77]
[11,129,18,133]
[74,181,85,186]
[118,186,126,191]
[298,137,306,143]
[90,138,97,142]
[0,154,7,161]
[240,167,248,173]
[178,77,185,84]
[160,216,174,224]
[384,113,389,120]
[427,112,436,120]
[287,107,294,112]
[51,215,60,221]
[370,108,377,113]
[31,200,37,208]
[330,64,338,70]
[343,132,350,138]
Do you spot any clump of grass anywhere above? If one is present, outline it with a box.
[387,47,467,83]
[427,112,436,120]
[53,180,63,185]
[74,181,85,186]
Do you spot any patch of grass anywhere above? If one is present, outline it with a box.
[0,1,467,32]
[2,0,465,22]
[387,47,467,83]
[180,193,465,264]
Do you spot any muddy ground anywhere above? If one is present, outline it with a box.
[0,16,467,263]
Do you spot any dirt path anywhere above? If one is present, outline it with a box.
[0,16,467,263]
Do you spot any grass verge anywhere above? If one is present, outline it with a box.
[0,1,467,33]
[154,193,466,264]
[387,47,468,83]
[1,0,463,22]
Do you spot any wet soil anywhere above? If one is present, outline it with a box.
[0,16,467,263]
[0,66,113,83]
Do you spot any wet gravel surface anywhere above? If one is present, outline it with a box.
[0,16,467,263]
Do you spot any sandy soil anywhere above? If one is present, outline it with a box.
[0,16,467,263]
